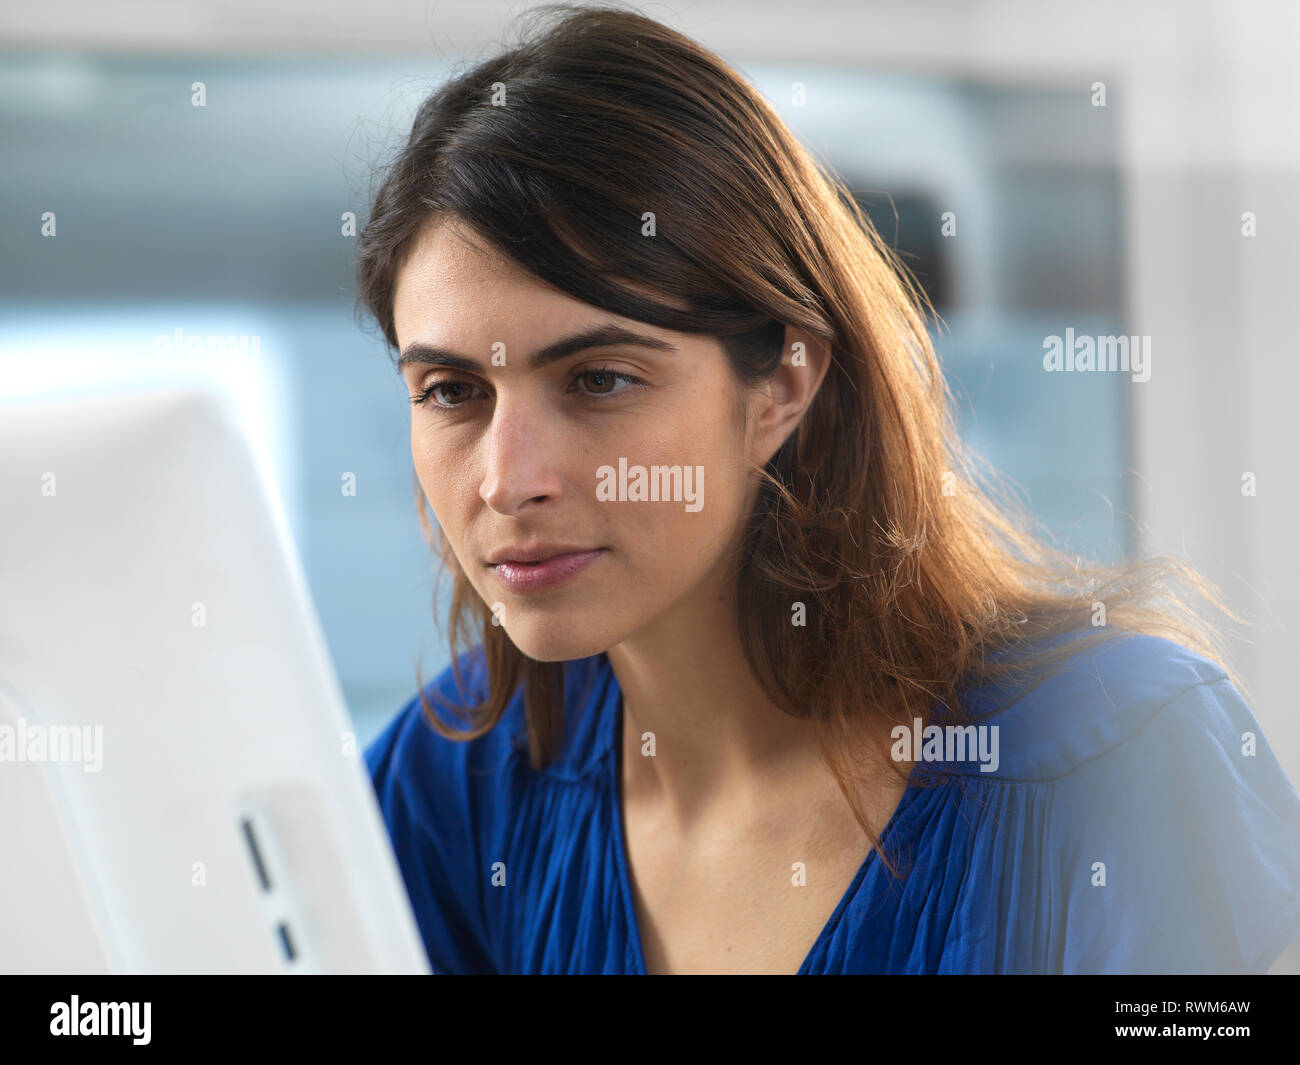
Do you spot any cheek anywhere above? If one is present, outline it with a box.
[411,426,476,530]
[604,418,752,578]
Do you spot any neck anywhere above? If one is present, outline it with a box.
[606,563,845,827]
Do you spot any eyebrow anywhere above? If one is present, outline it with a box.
[396,323,678,373]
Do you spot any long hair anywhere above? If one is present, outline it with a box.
[355,2,1237,875]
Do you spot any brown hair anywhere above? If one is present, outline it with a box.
[355,2,1237,875]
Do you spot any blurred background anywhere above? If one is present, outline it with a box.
[2,0,1296,782]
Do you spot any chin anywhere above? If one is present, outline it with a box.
[501,619,617,663]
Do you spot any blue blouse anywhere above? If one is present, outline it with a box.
[364,633,1300,973]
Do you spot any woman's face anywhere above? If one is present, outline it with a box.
[392,215,764,662]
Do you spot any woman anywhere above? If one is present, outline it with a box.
[357,4,1300,974]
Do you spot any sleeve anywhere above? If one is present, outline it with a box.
[1046,675,1300,974]
[363,669,500,975]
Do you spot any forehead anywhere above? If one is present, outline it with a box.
[397,215,519,289]
[392,216,593,349]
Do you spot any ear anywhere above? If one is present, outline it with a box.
[748,325,832,467]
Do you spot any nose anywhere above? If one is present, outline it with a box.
[478,395,564,515]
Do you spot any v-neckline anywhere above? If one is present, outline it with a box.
[606,686,922,975]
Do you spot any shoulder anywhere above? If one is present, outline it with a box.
[363,645,523,802]
[359,647,521,973]
[953,631,1300,973]
[361,648,619,973]
[956,631,1239,781]
[364,647,617,796]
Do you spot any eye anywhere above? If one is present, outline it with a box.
[571,366,643,397]
[410,365,644,411]
[411,378,482,408]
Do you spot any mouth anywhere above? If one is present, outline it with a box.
[487,548,606,594]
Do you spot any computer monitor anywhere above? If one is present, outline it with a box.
[0,385,429,974]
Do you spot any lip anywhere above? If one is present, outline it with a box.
[487,547,606,593]
[485,543,599,565]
